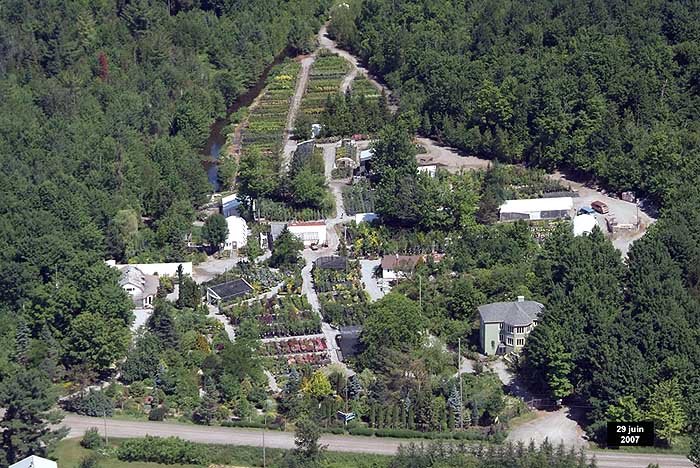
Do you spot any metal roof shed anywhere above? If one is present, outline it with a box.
[499,197,574,221]
[314,256,348,270]
[206,279,254,304]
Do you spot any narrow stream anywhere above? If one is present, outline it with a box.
[202,49,290,191]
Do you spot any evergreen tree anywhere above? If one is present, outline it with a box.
[147,301,179,349]
[286,416,326,467]
[0,368,68,465]
[13,317,30,365]
[447,383,463,427]
[192,378,219,425]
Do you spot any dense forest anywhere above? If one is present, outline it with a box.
[329,0,700,205]
[328,0,700,448]
[0,0,327,463]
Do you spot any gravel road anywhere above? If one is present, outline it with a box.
[61,415,693,467]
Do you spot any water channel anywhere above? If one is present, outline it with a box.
[202,49,289,191]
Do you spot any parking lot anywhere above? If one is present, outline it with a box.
[552,172,657,256]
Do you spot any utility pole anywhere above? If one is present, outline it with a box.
[103,409,109,446]
[262,412,266,468]
[418,275,422,312]
[458,338,464,430]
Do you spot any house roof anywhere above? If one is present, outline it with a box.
[499,197,573,214]
[478,300,544,326]
[119,266,146,287]
[380,253,443,271]
[208,279,253,300]
[381,255,423,271]
[288,221,326,227]
[314,256,348,270]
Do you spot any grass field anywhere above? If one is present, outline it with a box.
[52,438,392,468]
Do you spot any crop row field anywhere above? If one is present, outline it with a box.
[350,76,382,101]
[241,59,301,155]
[299,49,350,119]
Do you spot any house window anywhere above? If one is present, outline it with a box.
[498,323,503,329]
[516,338,524,346]
[506,337,513,346]
[499,334,504,342]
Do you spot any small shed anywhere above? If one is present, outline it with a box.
[573,214,597,236]
[206,279,254,304]
[11,456,58,468]
[315,256,348,271]
[354,212,378,224]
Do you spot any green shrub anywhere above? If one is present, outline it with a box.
[80,427,103,449]
[348,426,375,436]
[148,406,168,421]
[116,436,209,465]
[78,454,101,468]
[68,390,114,417]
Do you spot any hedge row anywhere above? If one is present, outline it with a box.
[345,426,502,442]
[221,420,284,430]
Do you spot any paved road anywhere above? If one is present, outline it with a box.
[61,415,693,467]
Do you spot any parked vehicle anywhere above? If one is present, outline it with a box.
[578,206,596,215]
[591,201,609,214]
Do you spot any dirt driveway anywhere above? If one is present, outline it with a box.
[507,407,588,448]
[551,172,657,256]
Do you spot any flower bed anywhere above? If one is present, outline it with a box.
[263,337,328,355]
[226,294,321,338]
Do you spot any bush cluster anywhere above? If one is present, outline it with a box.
[116,436,209,465]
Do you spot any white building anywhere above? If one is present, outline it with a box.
[221,193,241,218]
[106,260,193,277]
[573,213,598,236]
[11,456,57,468]
[354,212,379,224]
[223,216,249,251]
[359,148,374,162]
[287,221,327,247]
[118,265,158,308]
[417,164,437,177]
[499,197,574,221]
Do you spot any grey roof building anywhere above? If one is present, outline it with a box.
[119,266,158,309]
[206,279,254,304]
[478,297,544,356]
[314,256,348,270]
